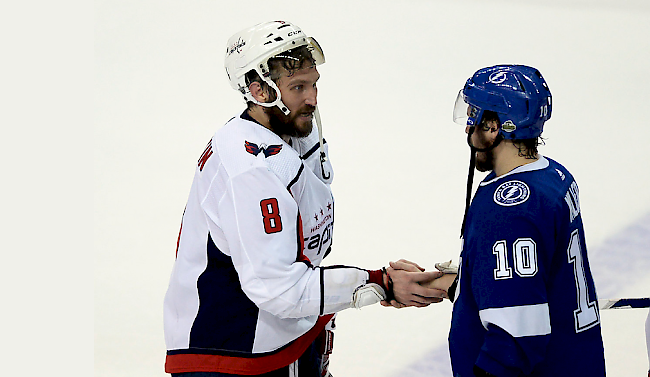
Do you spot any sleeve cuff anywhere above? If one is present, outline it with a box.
[366,269,386,291]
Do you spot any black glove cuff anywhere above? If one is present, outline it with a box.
[381,267,395,302]
[447,275,459,303]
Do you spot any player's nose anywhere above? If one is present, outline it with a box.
[305,88,317,107]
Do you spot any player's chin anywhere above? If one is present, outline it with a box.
[475,155,493,172]
[294,118,313,137]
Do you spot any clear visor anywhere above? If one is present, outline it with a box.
[307,37,325,65]
[452,90,479,126]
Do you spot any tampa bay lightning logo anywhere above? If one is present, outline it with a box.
[494,180,530,206]
[489,71,508,84]
[244,141,283,157]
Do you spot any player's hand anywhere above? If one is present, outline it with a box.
[421,273,457,299]
[381,259,446,308]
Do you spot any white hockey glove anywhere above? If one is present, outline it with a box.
[351,268,390,309]
[435,260,458,274]
[351,283,386,309]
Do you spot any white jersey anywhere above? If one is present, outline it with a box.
[163,112,373,375]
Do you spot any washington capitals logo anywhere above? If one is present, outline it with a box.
[227,37,246,56]
[245,141,283,157]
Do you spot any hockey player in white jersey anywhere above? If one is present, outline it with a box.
[420,65,606,376]
[163,21,446,377]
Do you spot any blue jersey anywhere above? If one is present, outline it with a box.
[449,157,605,376]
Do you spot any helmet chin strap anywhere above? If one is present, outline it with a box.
[252,71,329,179]
[460,127,503,237]
[313,106,330,180]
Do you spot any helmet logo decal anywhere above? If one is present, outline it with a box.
[502,120,516,133]
[494,180,530,206]
[227,37,246,56]
[488,71,508,84]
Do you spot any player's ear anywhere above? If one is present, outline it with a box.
[249,81,268,103]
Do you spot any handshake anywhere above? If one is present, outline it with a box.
[379,259,458,309]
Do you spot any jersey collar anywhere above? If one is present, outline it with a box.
[240,110,295,147]
[241,109,262,126]
[479,156,549,186]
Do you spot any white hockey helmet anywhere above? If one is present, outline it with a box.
[224,21,325,115]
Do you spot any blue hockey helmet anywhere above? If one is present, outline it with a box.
[453,65,552,140]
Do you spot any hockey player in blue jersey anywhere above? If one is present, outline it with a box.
[424,65,606,376]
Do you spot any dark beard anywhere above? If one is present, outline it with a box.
[471,128,496,172]
[475,149,495,172]
[266,105,314,138]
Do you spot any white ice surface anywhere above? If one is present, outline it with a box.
[87,0,650,376]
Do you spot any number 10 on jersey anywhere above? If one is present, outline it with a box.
[491,230,599,333]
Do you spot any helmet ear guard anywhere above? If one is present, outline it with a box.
[224,21,325,115]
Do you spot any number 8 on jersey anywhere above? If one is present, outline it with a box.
[260,198,283,234]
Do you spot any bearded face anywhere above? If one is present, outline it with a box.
[473,128,496,172]
[265,103,315,138]
[467,121,500,172]
[269,63,319,138]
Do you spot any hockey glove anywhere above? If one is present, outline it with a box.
[435,260,458,274]
[351,268,390,309]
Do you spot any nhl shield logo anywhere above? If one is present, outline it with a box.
[494,180,530,206]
